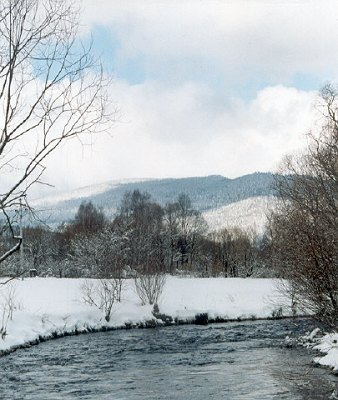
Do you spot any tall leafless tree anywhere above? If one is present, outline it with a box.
[0,0,112,263]
[270,84,338,326]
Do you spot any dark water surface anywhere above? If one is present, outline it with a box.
[0,319,337,399]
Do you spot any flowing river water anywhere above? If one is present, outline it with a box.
[0,319,337,399]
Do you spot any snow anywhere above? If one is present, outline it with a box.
[203,196,278,235]
[308,327,321,341]
[314,332,338,371]
[160,277,285,320]
[297,328,338,372]
[0,277,291,354]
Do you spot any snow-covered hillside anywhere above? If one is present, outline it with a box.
[203,196,278,235]
[28,173,276,228]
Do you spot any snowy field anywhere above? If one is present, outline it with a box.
[0,276,336,371]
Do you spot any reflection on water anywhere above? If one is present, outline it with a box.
[0,319,336,399]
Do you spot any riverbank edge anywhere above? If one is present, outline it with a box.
[0,312,311,358]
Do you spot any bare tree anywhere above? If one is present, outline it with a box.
[0,0,112,262]
[0,282,17,338]
[167,194,207,272]
[134,269,166,306]
[163,202,180,273]
[270,84,338,326]
[81,279,117,322]
[201,227,260,278]
[71,201,106,237]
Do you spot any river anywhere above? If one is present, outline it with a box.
[0,319,336,399]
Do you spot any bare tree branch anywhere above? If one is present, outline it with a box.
[0,0,114,265]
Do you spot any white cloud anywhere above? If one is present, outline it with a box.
[82,0,338,86]
[37,79,318,196]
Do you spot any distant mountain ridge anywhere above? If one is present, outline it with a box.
[33,172,276,227]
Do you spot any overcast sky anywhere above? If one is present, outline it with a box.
[39,0,338,195]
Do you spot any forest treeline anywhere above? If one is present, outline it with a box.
[0,191,273,280]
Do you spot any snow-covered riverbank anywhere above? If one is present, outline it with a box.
[312,332,338,372]
[0,277,288,350]
[0,276,336,372]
